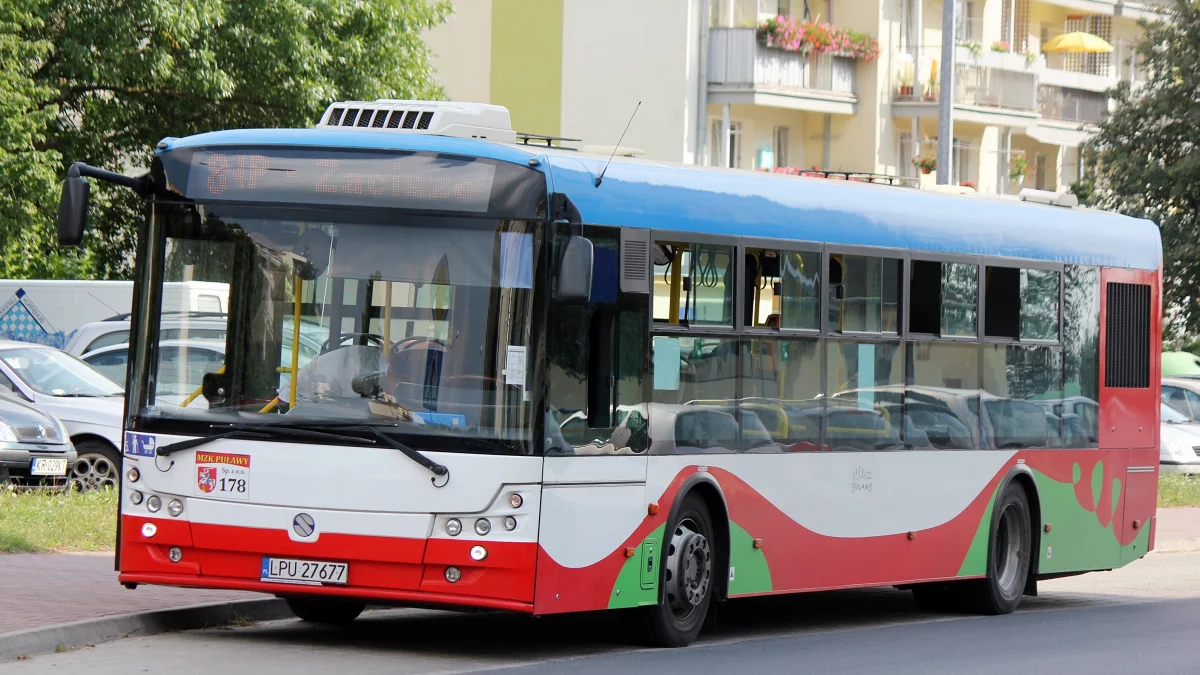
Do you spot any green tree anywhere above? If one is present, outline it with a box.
[1087,0,1200,332]
[2,0,449,279]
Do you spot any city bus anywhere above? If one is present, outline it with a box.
[55,100,1161,648]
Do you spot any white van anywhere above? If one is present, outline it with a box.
[0,280,229,347]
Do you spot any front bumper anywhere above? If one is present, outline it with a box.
[0,442,77,488]
[1161,461,1200,475]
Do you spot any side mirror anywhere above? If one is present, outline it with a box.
[554,236,594,304]
[57,176,91,247]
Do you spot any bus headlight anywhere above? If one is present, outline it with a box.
[129,490,144,505]
[445,518,462,536]
[146,495,162,513]
[474,518,491,536]
[167,499,184,517]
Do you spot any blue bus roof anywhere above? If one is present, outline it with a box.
[161,129,1162,271]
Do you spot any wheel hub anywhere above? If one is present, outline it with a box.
[71,454,117,492]
[664,520,712,617]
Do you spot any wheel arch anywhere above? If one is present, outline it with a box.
[71,433,121,455]
[664,471,731,602]
[997,464,1041,597]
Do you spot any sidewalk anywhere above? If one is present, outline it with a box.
[0,553,262,635]
[1155,506,1200,552]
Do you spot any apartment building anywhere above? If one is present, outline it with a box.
[424,0,1161,194]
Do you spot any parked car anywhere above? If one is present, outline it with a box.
[0,391,77,490]
[83,339,225,403]
[1162,376,1200,421]
[0,340,124,491]
[1160,402,1200,474]
[64,312,229,356]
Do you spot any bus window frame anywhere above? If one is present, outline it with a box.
[906,252,982,343]
[823,244,909,340]
[981,258,1064,347]
[739,236,823,338]
[649,231,739,335]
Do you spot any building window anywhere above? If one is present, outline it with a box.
[774,126,790,169]
[1001,0,1030,52]
[952,138,973,187]
[708,120,743,168]
[898,132,915,178]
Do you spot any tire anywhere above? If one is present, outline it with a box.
[285,597,365,624]
[71,440,121,492]
[964,481,1033,615]
[637,493,718,648]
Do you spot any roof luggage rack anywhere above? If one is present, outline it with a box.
[515,132,581,149]
[792,170,918,187]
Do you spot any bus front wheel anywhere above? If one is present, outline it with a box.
[285,596,365,624]
[637,493,717,648]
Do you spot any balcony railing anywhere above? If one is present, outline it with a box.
[1038,85,1108,124]
[893,48,1037,112]
[709,28,857,96]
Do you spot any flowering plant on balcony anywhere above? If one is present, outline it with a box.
[990,40,1010,53]
[957,40,982,57]
[1009,154,1030,180]
[960,180,977,190]
[757,15,880,63]
[913,154,937,174]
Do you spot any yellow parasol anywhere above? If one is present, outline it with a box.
[1041,31,1113,54]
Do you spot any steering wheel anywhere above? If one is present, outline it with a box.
[320,332,384,354]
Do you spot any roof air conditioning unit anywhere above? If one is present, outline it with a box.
[1018,188,1078,208]
[316,100,516,143]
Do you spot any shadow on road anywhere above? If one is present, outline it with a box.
[199,585,1114,661]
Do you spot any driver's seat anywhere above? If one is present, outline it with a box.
[279,345,388,403]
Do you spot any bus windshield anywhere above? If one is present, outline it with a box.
[129,202,542,455]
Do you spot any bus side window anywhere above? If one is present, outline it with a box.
[744,248,819,330]
[546,225,647,455]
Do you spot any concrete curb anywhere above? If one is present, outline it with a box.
[1154,537,1200,553]
[0,598,291,663]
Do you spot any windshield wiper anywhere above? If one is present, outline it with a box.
[156,424,369,457]
[276,422,448,479]
[155,422,449,480]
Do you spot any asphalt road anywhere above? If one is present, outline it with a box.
[8,552,1200,675]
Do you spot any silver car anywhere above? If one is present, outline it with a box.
[0,391,77,490]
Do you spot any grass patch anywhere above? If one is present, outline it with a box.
[1159,473,1200,508]
[0,488,117,553]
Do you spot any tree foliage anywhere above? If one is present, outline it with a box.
[1087,0,1200,333]
[0,0,449,280]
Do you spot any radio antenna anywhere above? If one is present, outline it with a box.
[594,100,641,188]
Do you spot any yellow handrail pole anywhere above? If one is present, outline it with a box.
[383,281,392,347]
[260,397,280,413]
[180,365,224,408]
[668,246,683,324]
[288,274,302,409]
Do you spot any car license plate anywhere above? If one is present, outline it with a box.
[30,457,68,476]
[260,557,348,585]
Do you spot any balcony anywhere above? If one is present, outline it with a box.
[893,48,1039,126]
[1038,85,1108,125]
[708,27,858,115]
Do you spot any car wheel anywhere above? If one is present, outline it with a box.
[637,493,718,648]
[285,597,365,624]
[71,440,121,492]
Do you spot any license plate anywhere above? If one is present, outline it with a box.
[260,557,348,585]
[30,457,68,476]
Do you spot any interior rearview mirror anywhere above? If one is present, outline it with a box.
[57,176,91,247]
[555,236,594,304]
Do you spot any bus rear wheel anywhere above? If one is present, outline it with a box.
[285,597,365,624]
[967,481,1033,614]
[637,493,717,648]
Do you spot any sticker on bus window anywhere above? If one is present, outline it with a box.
[195,451,251,500]
[505,346,526,387]
[653,337,681,391]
